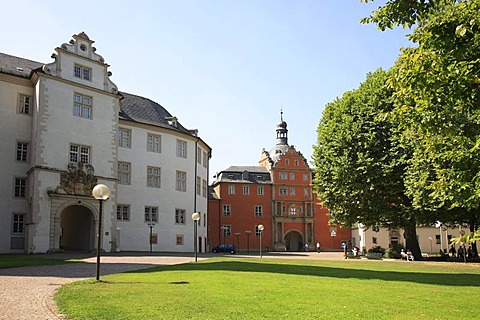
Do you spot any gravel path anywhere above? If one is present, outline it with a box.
[0,255,195,320]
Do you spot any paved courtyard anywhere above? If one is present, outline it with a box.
[0,251,343,320]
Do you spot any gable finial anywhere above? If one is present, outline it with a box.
[280,107,283,121]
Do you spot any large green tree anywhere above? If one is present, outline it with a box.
[312,69,423,259]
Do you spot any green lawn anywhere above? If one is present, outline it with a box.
[55,258,480,319]
[0,255,83,269]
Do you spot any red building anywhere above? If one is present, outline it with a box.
[208,113,350,252]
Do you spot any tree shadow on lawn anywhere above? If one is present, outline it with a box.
[129,260,480,287]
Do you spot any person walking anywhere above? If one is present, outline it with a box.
[316,242,321,253]
[342,241,348,259]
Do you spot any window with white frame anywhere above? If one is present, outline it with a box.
[257,186,264,196]
[175,209,186,224]
[303,173,308,181]
[298,206,303,214]
[16,142,28,162]
[203,151,208,168]
[118,162,131,185]
[147,166,161,188]
[74,64,91,80]
[294,160,299,166]
[290,207,296,216]
[176,171,187,191]
[118,128,131,148]
[285,159,289,165]
[196,176,201,195]
[290,187,296,196]
[116,204,130,221]
[290,173,295,180]
[197,147,202,164]
[18,95,31,115]
[304,188,309,197]
[279,187,288,196]
[176,140,187,158]
[12,213,25,234]
[73,93,92,119]
[255,205,263,217]
[144,206,158,223]
[222,225,231,236]
[279,172,287,180]
[147,133,161,153]
[255,225,263,237]
[223,205,231,216]
[202,179,207,198]
[176,235,184,245]
[70,144,90,164]
[243,185,250,195]
[14,177,27,198]
[228,185,235,195]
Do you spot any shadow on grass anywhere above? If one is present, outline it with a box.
[128,260,480,287]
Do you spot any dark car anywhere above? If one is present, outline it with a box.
[212,244,237,254]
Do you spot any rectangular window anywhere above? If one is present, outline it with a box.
[145,206,158,223]
[435,235,441,245]
[203,151,208,168]
[303,173,308,181]
[73,93,92,119]
[279,187,288,196]
[279,173,287,180]
[257,186,264,196]
[70,144,90,164]
[176,140,187,158]
[14,177,27,198]
[294,160,299,166]
[202,179,207,198]
[196,176,201,195]
[16,142,28,162]
[12,213,25,234]
[118,128,131,148]
[176,171,187,191]
[290,173,295,180]
[228,185,235,195]
[285,159,289,165]
[118,162,131,185]
[372,237,378,244]
[243,185,250,195]
[74,64,91,80]
[222,225,231,236]
[197,147,202,164]
[290,187,296,196]
[18,95,31,115]
[175,209,186,224]
[176,235,184,245]
[255,205,263,217]
[223,205,231,216]
[304,188,309,197]
[116,204,130,221]
[147,166,161,188]
[147,133,161,153]
[255,225,263,237]
[290,207,296,216]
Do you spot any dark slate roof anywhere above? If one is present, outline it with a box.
[0,52,43,78]
[214,166,272,184]
[224,166,270,173]
[119,92,192,135]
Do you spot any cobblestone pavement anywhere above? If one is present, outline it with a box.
[0,254,196,320]
[0,251,344,320]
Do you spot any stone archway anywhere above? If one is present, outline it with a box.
[284,230,303,252]
[60,205,95,251]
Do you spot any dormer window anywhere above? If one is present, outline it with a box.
[74,64,91,81]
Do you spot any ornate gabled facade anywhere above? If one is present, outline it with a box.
[0,33,210,254]
[209,112,350,252]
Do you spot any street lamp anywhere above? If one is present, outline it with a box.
[245,230,251,254]
[235,232,241,252]
[92,184,110,282]
[192,212,201,262]
[221,226,228,255]
[258,224,264,258]
[147,223,155,253]
[429,236,433,253]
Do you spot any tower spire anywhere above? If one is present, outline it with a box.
[276,109,288,146]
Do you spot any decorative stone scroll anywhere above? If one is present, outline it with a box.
[55,162,98,196]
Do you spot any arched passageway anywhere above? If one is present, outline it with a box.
[285,230,303,252]
[60,205,94,251]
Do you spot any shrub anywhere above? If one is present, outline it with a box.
[384,243,405,259]
[368,245,385,254]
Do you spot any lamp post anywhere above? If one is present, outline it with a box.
[147,223,155,253]
[235,232,241,252]
[92,184,110,282]
[258,224,264,258]
[245,230,251,254]
[192,212,200,262]
[221,226,228,255]
[429,236,433,253]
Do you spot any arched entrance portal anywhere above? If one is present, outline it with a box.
[284,230,303,252]
[60,205,94,251]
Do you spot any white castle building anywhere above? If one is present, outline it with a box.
[0,32,210,254]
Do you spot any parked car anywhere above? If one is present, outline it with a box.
[212,244,237,254]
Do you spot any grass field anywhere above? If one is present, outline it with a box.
[55,257,480,319]
[0,255,83,269]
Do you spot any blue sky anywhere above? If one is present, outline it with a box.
[1,0,411,179]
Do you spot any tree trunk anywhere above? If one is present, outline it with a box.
[469,210,478,258]
[404,218,422,260]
